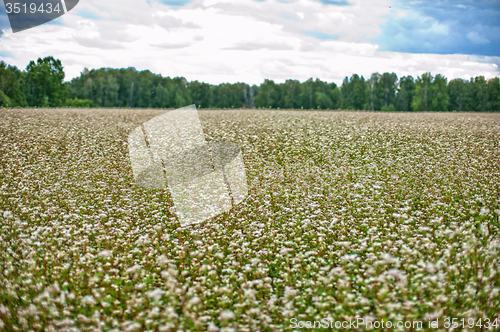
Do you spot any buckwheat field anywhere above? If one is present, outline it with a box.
[1,108,499,332]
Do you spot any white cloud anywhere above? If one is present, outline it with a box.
[223,41,294,51]
[152,41,193,49]
[0,0,498,85]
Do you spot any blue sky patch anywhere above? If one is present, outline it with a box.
[0,50,14,58]
[147,0,191,9]
[0,3,10,36]
[302,31,340,40]
[255,0,350,3]
[280,13,298,21]
[316,0,351,6]
[76,10,101,20]
[376,0,500,56]
[46,16,65,26]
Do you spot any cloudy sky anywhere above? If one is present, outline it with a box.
[0,0,499,85]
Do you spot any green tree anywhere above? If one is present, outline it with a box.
[377,72,398,110]
[0,61,25,106]
[283,80,300,109]
[173,86,186,108]
[487,77,500,112]
[254,79,279,108]
[66,98,94,108]
[395,76,415,112]
[189,81,211,108]
[211,83,243,108]
[298,78,316,109]
[368,73,380,110]
[315,91,333,109]
[26,56,67,106]
[242,84,256,108]
[340,74,369,110]
[102,74,120,107]
[151,83,170,108]
[447,78,473,112]
[430,74,449,112]
[412,73,433,112]
[472,76,489,112]
[329,85,341,109]
[171,77,191,108]
[6,57,494,112]
[353,75,369,110]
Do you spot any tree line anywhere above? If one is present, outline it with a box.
[1,56,499,112]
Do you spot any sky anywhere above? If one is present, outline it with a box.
[0,0,499,85]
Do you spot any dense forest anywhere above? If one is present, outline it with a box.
[1,56,499,112]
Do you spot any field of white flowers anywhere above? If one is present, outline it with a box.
[1,108,499,332]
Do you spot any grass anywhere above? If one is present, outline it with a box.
[0,108,499,331]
